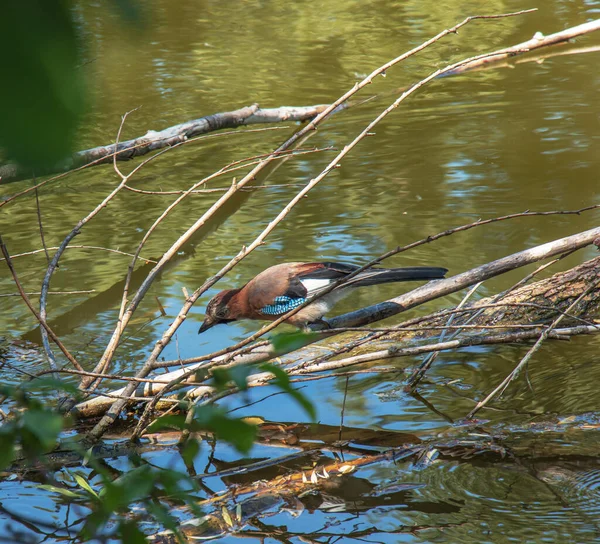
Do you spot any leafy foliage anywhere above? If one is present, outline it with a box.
[260,363,317,421]
[270,330,319,354]
[149,405,258,454]
[211,365,252,392]
[0,379,78,469]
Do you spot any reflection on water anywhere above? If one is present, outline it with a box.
[1,0,600,540]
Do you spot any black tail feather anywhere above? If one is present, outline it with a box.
[348,266,447,287]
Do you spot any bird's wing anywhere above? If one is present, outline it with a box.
[258,274,308,316]
[259,295,306,316]
[294,262,361,297]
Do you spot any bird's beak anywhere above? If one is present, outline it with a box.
[198,317,217,334]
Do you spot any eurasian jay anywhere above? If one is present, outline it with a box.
[198,261,447,333]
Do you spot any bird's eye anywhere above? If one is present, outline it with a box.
[216,307,229,319]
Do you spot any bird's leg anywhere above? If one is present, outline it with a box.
[310,318,332,330]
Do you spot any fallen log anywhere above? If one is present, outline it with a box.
[386,253,600,340]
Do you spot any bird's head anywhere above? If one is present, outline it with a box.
[198,289,240,334]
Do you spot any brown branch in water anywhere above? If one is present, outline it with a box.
[0,236,83,372]
[446,18,600,75]
[0,105,327,183]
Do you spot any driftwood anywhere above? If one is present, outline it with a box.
[72,229,600,419]
[385,254,600,339]
[0,105,329,184]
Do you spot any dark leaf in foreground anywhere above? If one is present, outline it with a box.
[0,0,86,169]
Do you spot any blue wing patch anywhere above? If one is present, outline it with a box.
[260,296,306,316]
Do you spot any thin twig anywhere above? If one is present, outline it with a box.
[34,186,50,265]
[0,245,157,263]
[38,109,137,368]
[0,290,95,298]
[339,376,350,443]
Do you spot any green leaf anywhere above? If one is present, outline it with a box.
[211,368,231,391]
[0,0,86,169]
[101,466,155,511]
[0,429,15,470]
[212,366,252,392]
[270,330,318,354]
[260,363,316,421]
[181,438,200,466]
[38,484,83,499]
[156,468,192,497]
[21,409,64,451]
[118,520,147,544]
[229,365,252,391]
[73,473,99,499]
[193,406,257,453]
[25,377,81,398]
